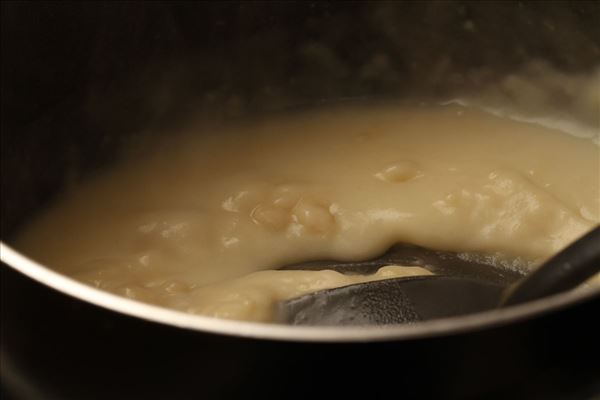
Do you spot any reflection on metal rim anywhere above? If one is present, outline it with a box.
[1,241,598,343]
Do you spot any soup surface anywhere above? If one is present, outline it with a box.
[16,104,600,322]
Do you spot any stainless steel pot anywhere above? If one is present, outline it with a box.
[1,2,599,399]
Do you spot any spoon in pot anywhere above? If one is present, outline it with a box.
[277,226,600,326]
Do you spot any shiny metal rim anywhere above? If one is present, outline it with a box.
[2,242,598,343]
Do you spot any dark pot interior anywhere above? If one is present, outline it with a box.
[1,2,599,399]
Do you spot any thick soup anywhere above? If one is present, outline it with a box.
[16,104,600,322]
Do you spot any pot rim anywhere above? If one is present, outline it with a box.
[1,241,598,342]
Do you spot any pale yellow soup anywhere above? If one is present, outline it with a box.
[16,104,600,322]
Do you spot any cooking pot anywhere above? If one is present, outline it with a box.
[1,2,599,399]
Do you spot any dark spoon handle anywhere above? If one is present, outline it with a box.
[502,226,600,306]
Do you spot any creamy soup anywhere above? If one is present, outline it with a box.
[15,104,600,322]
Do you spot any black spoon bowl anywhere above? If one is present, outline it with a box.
[278,226,600,326]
